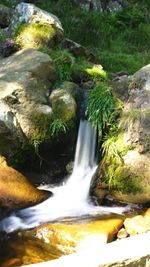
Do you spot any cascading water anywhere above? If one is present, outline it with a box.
[0,120,130,233]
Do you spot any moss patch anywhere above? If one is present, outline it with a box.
[29,112,53,143]
[15,22,57,49]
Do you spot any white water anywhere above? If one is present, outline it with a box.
[0,120,131,233]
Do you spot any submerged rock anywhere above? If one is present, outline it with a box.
[24,215,123,254]
[0,160,51,210]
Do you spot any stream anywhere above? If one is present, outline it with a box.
[0,120,141,267]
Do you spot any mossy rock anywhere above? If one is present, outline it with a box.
[98,127,150,204]
[15,22,58,49]
[49,88,77,124]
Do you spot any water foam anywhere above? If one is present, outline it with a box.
[0,120,131,233]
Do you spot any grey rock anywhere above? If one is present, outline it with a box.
[0,48,56,160]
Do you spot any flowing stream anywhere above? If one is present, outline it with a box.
[0,120,131,233]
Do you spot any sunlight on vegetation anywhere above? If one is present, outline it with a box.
[86,83,117,136]
[15,22,56,49]
[85,65,107,81]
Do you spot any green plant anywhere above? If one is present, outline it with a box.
[86,83,117,136]
[41,48,75,82]
[15,22,56,49]
[50,118,68,137]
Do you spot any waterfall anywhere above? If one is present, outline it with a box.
[0,120,130,233]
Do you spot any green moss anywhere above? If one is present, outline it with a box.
[111,167,142,194]
[30,111,70,147]
[101,129,142,194]
[15,22,57,49]
[30,112,53,143]
[102,127,133,191]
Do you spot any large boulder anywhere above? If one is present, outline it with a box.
[0,48,56,162]
[0,157,51,210]
[9,2,64,48]
[0,48,77,165]
[97,64,150,204]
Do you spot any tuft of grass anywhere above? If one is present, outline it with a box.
[40,47,75,82]
[95,51,150,74]
[86,83,117,136]
[15,22,56,49]
[50,118,67,137]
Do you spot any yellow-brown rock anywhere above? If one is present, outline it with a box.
[28,215,124,254]
[0,161,50,210]
[124,208,150,235]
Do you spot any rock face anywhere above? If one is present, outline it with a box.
[0,158,50,210]
[0,48,57,162]
[99,64,150,204]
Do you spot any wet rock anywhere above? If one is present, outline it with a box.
[21,232,150,267]
[0,162,51,210]
[124,208,150,235]
[0,233,61,267]
[93,183,109,204]
[25,215,124,254]
[117,227,128,239]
